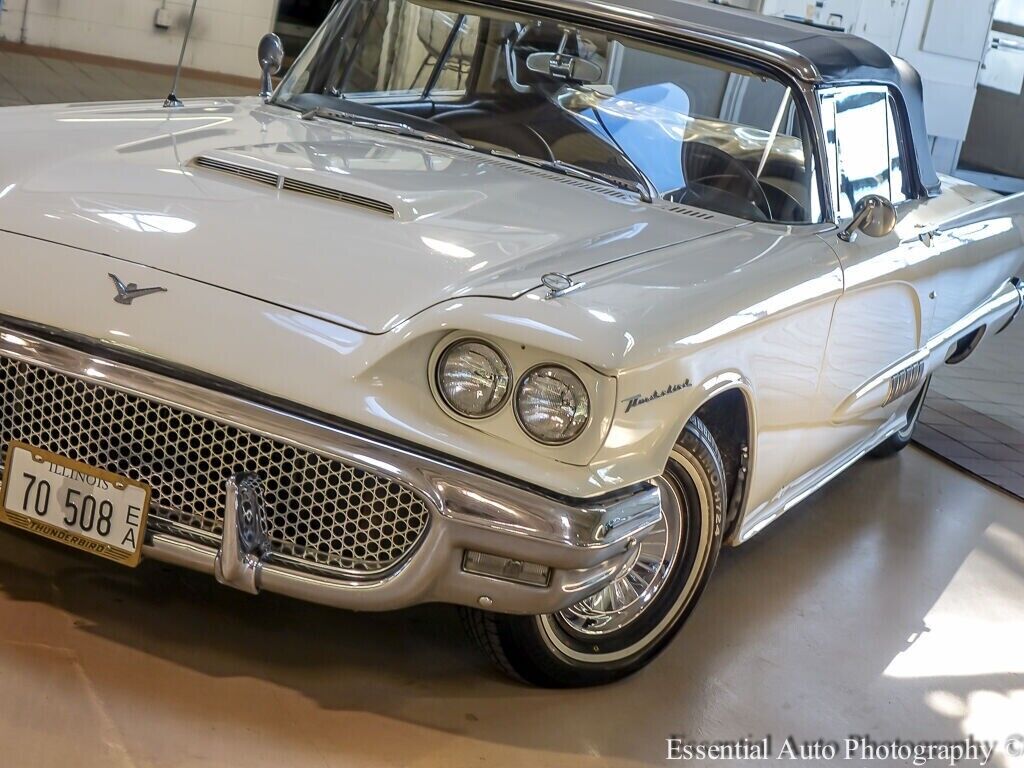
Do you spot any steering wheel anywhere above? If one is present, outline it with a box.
[433,109,556,161]
[673,142,773,220]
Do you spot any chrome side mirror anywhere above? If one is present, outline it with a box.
[838,194,898,243]
[258,33,285,103]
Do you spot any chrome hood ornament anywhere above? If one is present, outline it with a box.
[109,273,167,305]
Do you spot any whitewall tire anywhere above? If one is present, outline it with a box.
[461,416,726,687]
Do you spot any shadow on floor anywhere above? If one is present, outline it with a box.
[0,449,1021,765]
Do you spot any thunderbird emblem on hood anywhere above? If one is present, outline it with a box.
[109,274,167,305]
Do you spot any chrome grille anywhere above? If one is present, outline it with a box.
[0,355,430,576]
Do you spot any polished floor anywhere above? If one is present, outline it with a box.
[918,321,1024,499]
[1,447,1022,767]
[0,43,251,107]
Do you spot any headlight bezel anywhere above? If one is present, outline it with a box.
[514,363,592,445]
[428,331,611,460]
[434,337,513,420]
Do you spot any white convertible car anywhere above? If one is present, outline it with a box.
[0,0,1022,686]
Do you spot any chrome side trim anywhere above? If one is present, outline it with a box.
[744,281,1024,545]
[833,347,929,421]
[736,416,904,543]
[925,279,1022,359]
[833,280,1022,422]
[994,279,1024,335]
[882,359,925,407]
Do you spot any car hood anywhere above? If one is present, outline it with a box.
[0,98,739,333]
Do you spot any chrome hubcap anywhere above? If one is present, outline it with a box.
[556,475,683,637]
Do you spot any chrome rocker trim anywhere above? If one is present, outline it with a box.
[0,324,661,615]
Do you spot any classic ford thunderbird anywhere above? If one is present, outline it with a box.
[0,0,1022,687]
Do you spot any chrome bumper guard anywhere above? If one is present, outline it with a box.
[0,324,661,615]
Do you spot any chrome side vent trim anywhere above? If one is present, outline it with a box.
[193,156,279,187]
[280,177,395,216]
[661,203,716,221]
[883,360,925,406]
[483,155,635,201]
[192,156,396,217]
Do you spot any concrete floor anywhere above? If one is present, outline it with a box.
[1,447,1022,767]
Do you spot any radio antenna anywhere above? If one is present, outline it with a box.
[164,0,200,108]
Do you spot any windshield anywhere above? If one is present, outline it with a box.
[275,0,820,223]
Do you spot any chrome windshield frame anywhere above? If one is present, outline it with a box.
[273,0,831,224]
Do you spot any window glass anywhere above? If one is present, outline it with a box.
[832,86,910,219]
[276,0,820,223]
[886,96,907,205]
[311,3,480,101]
[835,88,891,219]
[820,92,840,215]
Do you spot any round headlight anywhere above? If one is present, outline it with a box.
[436,340,511,418]
[515,365,590,445]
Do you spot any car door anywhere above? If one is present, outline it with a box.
[807,85,940,476]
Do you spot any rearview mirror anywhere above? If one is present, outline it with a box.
[525,51,602,84]
[258,33,285,103]
[838,194,898,243]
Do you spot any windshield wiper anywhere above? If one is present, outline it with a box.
[489,149,653,203]
[301,106,476,151]
[299,107,652,203]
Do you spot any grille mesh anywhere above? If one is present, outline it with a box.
[0,355,430,576]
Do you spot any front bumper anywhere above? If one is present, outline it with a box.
[0,322,661,615]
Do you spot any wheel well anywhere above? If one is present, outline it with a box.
[694,389,750,535]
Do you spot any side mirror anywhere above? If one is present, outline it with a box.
[838,194,898,243]
[258,33,285,103]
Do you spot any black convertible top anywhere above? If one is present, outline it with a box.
[522,0,897,83]
[492,0,941,197]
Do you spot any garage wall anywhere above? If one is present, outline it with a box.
[894,0,992,144]
[0,0,274,77]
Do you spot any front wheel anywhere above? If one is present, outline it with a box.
[461,417,726,687]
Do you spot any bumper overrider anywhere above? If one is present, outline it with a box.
[0,323,661,615]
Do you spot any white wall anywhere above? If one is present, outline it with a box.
[760,0,803,17]
[895,0,993,143]
[760,0,993,149]
[0,0,275,77]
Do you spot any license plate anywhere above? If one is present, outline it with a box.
[0,442,150,567]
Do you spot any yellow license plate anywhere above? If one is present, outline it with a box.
[0,441,150,567]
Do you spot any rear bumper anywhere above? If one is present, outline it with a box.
[0,322,661,615]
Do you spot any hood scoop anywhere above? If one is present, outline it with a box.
[192,155,396,217]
